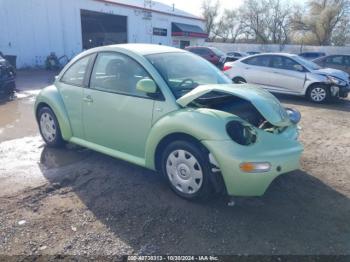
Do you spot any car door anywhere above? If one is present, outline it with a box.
[240,55,275,88]
[82,52,157,159]
[268,56,306,94]
[57,54,95,138]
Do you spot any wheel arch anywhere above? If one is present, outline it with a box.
[35,86,73,140]
[232,76,246,83]
[151,132,227,195]
[144,109,229,171]
[305,82,330,96]
[153,132,207,172]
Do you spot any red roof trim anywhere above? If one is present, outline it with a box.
[172,32,208,38]
[94,0,205,21]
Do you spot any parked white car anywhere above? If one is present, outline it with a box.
[223,53,350,103]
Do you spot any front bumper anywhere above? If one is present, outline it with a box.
[339,85,350,98]
[202,126,303,197]
[330,84,350,98]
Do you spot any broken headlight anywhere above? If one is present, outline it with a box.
[326,76,347,86]
[226,120,257,145]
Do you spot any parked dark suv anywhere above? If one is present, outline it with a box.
[185,46,226,69]
[0,53,16,95]
[313,55,350,74]
[299,52,326,60]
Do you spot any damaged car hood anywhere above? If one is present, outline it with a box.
[312,68,349,82]
[176,84,291,127]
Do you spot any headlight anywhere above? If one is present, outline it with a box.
[327,76,346,86]
[285,108,301,124]
[226,120,257,145]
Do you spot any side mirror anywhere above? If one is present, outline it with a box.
[136,78,157,94]
[294,64,304,72]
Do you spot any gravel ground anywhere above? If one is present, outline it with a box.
[0,70,349,256]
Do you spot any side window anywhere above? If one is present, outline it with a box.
[202,49,211,56]
[283,57,301,71]
[243,56,270,67]
[90,52,154,98]
[270,56,302,71]
[193,49,204,55]
[326,56,343,65]
[270,56,284,68]
[242,57,256,65]
[343,56,350,66]
[61,55,93,86]
[187,48,199,55]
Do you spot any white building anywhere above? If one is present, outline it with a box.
[0,0,207,68]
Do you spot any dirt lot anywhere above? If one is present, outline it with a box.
[0,70,349,256]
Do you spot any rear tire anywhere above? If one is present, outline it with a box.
[38,107,65,147]
[232,77,246,84]
[160,140,213,200]
[307,84,330,103]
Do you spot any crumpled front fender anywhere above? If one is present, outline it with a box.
[144,108,234,170]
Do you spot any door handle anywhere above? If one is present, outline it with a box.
[83,95,93,103]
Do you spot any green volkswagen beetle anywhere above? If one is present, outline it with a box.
[35,44,303,200]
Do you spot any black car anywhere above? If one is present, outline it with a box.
[0,53,16,95]
[299,52,326,60]
[313,55,350,75]
[247,51,260,55]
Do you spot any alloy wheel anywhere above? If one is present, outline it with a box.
[310,87,327,102]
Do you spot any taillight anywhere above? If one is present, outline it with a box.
[223,65,232,71]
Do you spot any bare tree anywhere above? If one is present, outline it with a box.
[213,10,244,42]
[291,0,350,45]
[238,0,290,45]
[239,0,270,43]
[201,0,220,40]
[332,16,350,45]
[266,0,291,46]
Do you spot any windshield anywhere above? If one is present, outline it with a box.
[209,47,225,57]
[146,52,232,98]
[293,55,321,70]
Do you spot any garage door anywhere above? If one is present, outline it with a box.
[81,10,127,50]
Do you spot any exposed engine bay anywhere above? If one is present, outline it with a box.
[191,91,278,131]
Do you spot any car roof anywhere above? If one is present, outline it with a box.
[300,52,325,54]
[244,53,298,58]
[185,46,207,49]
[86,44,186,56]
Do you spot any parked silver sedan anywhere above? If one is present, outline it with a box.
[223,53,350,103]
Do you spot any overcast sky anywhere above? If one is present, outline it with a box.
[156,0,245,17]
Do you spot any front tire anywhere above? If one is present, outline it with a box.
[307,84,330,103]
[160,141,213,200]
[38,107,65,147]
